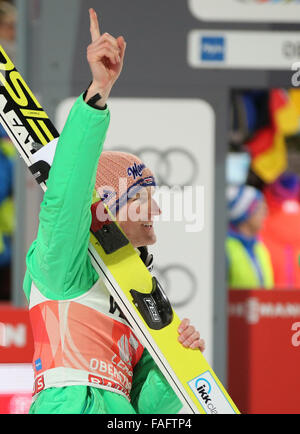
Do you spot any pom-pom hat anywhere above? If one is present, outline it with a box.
[227,184,263,226]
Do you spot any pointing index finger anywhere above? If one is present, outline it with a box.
[89,8,101,42]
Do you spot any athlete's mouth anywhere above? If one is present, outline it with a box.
[142,223,153,228]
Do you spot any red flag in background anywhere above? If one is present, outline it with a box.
[248,89,300,184]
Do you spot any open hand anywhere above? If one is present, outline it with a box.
[178,318,205,352]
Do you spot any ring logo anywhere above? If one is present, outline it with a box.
[201,36,225,62]
[188,371,237,414]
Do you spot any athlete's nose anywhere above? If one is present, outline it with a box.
[150,198,162,217]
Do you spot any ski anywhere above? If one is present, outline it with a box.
[0,45,239,414]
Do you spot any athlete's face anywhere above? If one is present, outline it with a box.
[116,186,162,248]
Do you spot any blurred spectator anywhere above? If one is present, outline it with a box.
[0,124,15,300]
[0,1,16,61]
[0,1,16,300]
[226,185,274,289]
[260,173,300,289]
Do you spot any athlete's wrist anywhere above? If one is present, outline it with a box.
[84,81,111,109]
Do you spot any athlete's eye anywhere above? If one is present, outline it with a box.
[131,195,140,202]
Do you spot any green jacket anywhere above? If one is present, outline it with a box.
[23,94,181,414]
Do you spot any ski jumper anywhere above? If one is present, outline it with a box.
[23,94,182,414]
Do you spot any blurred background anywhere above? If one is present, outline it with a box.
[1,0,300,414]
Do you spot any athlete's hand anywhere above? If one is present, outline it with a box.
[178,318,205,352]
[85,8,126,107]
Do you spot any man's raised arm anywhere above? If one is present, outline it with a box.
[25,10,126,301]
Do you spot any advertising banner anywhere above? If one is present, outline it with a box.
[0,393,32,414]
[228,290,300,414]
[0,363,33,414]
[0,305,34,363]
[188,30,300,70]
[188,0,300,23]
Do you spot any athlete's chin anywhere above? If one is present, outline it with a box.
[135,233,157,248]
[144,234,157,246]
